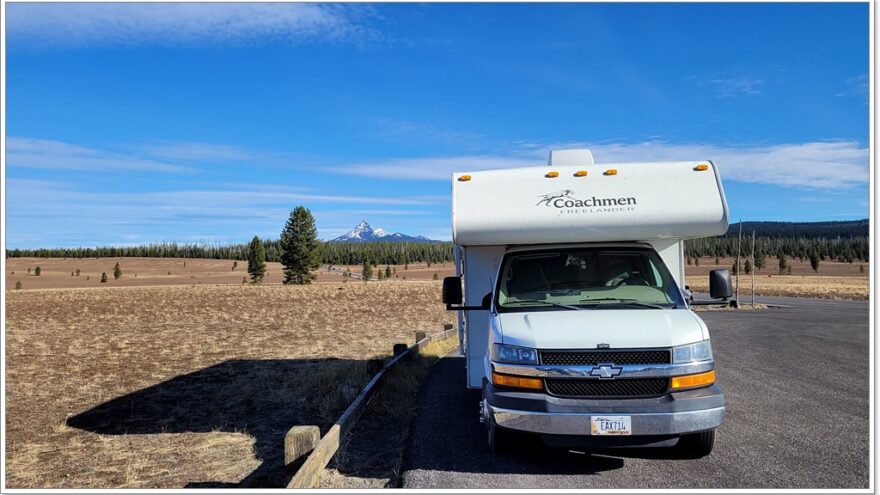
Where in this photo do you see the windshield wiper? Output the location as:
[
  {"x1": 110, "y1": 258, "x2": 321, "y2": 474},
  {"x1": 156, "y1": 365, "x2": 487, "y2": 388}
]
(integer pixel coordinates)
[
  {"x1": 578, "y1": 298, "x2": 666, "y2": 309},
  {"x1": 505, "y1": 299, "x2": 586, "y2": 311}
]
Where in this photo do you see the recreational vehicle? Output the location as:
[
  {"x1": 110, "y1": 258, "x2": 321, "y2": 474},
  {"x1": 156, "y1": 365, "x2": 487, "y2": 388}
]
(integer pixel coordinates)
[{"x1": 443, "y1": 149, "x2": 730, "y2": 456}]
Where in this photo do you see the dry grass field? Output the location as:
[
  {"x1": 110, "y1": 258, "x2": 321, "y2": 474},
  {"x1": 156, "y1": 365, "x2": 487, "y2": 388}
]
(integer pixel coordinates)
[
  {"x1": 5, "y1": 281, "x2": 452, "y2": 488},
  {"x1": 2, "y1": 254, "x2": 868, "y2": 488},
  {"x1": 5, "y1": 257, "x2": 456, "y2": 290},
  {"x1": 685, "y1": 256, "x2": 869, "y2": 300}
]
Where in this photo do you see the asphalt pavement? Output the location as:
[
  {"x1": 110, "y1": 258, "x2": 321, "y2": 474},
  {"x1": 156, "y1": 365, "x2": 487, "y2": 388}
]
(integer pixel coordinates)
[{"x1": 401, "y1": 296, "x2": 870, "y2": 489}]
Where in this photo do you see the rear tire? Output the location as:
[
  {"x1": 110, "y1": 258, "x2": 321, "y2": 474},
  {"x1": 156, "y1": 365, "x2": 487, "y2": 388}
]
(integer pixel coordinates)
[{"x1": 676, "y1": 429, "x2": 715, "y2": 458}]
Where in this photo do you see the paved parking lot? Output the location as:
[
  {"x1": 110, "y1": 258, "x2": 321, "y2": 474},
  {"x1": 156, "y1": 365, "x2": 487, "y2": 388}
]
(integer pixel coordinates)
[{"x1": 402, "y1": 297, "x2": 870, "y2": 489}]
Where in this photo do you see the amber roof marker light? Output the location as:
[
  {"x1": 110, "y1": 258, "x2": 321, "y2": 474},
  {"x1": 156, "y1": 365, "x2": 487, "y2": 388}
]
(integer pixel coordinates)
[
  {"x1": 458, "y1": 175, "x2": 472, "y2": 182},
  {"x1": 574, "y1": 170, "x2": 588, "y2": 177},
  {"x1": 545, "y1": 171, "x2": 559, "y2": 178},
  {"x1": 603, "y1": 169, "x2": 618, "y2": 176},
  {"x1": 694, "y1": 164, "x2": 710, "y2": 172}
]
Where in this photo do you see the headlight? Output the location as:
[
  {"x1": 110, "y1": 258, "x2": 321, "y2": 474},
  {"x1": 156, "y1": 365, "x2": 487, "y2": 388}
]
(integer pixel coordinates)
[
  {"x1": 672, "y1": 340, "x2": 713, "y2": 364},
  {"x1": 491, "y1": 344, "x2": 538, "y2": 364}
]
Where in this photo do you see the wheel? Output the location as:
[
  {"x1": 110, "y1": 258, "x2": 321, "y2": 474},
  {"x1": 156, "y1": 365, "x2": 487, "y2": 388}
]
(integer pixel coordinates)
[
  {"x1": 487, "y1": 416, "x2": 514, "y2": 454},
  {"x1": 676, "y1": 429, "x2": 715, "y2": 458},
  {"x1": 483, "y1": 384, "x2": 515, "y2": 454}
]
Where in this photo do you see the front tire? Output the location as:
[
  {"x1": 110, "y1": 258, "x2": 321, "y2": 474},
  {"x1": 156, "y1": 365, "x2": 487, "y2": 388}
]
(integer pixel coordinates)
[
  {"x1": 487, "y1": 416, "x2": 514, "y2": 454},
  {"x1": 676, "y1": 429, "x2": 715, "y2": 458}
]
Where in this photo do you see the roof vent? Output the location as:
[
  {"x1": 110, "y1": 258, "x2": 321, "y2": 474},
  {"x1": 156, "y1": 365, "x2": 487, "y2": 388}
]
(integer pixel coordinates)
[{"x1": 547, "y1": 149, "x2": 594, "y2": 167}]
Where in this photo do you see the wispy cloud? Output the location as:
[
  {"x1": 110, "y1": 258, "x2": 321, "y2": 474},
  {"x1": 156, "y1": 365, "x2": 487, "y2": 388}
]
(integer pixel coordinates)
[
  {"x1": 362, "y1": 118, "x2": 487, "y2": 149},
  {"x1": 136, "y1": 141, "x2": 259, "y2": 163},
  {"x1": 835, "y1": 74, "x2": 868, "y2": 99},
  {"x1": 335, "y1": 140, "x2": 868, "y2": 190},
  {"x1": 685, "y1": 74, "x2": 764, "y2": 98},
  {"x1": 7, "y1": 137, "x2": 193, "y2": 173},
  {"x1": 6, "y1": 180, "x2": 447, "y2": 247},
  {"x1": 6, "y1": 3, "x2": 379, "y2": 49},
  {"x1": 338, "y1": 155, "x2": 536, "y2": 181}
]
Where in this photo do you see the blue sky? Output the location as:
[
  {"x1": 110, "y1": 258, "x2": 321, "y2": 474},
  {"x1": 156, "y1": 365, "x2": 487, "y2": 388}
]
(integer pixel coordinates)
[{"x1": 4, "y1": 2, "x2": 870, "y2": 248}]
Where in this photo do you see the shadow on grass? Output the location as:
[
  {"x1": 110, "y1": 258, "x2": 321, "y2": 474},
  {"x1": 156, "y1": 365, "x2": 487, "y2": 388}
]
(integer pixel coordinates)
[{"x1": 67, "y1": 358, "x2": 382, "y2": 488}]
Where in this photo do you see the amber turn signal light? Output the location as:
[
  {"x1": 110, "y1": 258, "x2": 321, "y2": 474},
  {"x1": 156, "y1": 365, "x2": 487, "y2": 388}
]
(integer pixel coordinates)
[
  {"x1": 670, "y1": 370, "x2": 716, "y2": 390},
  {"x1": 492, "y1": 372, "x2": 543, "y2": 390}
]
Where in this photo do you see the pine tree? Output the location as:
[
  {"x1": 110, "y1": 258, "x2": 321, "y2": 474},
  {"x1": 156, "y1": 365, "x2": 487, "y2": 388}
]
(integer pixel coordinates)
[
  {"x1": 232, "y1": 261, "x2": 238, "y2": 271},
  {"x1": 715, "y1": 256, "x2": 720, "y2": 265},
  {"x1": 778, "y1": 254, "x2": 788, "y2": 275},
  {"x1": 113, "y1": 262, "x2": 122, "y2": 280},
  {"x1": 75, "y1": 268, "x2": 80, "y2": 276},
  {"x1": 754, "y1": 247, "x2": 766, "y2": 271},
  {"x1": 694, "y1": 257, "x2": 700, "y2": 266},
  {"x1": 34, "y1": 266, "x2": 41, "y2": 276},
  {"x1": 362, "y1": 260, "x2": 372, "y2": 281},
  {"x1": 377, "y1": 269, "x2": 386, "y2": 281},
  {"x1": 810, "y1": 251, "x2": 820, "y2": 273},
  {"x1": 280, "y1": 206, "x2": 321, "y2": 284},
  {"x1": 100, "y1": 272, "x2": 108, "y2": 283},
  {"x1": 15, "y1": 281, "x2": 21, "y2": 290},
  {"x1": 247, "y1": 236, "x2": 267, "y2": 283},
  {"x1": 744, "y1": 258, "x2": 752, "y2": 274}
]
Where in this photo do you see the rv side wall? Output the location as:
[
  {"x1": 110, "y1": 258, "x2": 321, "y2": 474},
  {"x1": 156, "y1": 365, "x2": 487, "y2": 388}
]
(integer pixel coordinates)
[
  {"x1": 650, "y1": 239, "x2": 686, "y2": 288},
  {"x1": 460, "y1": 245, "x2": 505, "y2": 389}
]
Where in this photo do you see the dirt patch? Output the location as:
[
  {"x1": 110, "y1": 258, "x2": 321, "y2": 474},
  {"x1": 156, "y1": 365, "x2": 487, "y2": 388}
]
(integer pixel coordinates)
[
  {"x1": 5, "y1": 282, "x2": 452, "y2": 488},
  {"x1": 692, "y1": 303, "x2": 769, "y2": 311}
]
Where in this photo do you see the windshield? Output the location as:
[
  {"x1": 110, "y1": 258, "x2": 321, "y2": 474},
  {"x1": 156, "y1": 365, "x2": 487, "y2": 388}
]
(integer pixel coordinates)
[{"x1": 496, "y1": 247, "x2": 686, "y2": 311}]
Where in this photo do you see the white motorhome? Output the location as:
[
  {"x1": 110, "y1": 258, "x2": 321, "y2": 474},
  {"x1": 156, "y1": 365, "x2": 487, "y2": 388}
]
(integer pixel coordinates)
[{"x1": 442, "y1": 149, "x2": 730, "y2": 456}]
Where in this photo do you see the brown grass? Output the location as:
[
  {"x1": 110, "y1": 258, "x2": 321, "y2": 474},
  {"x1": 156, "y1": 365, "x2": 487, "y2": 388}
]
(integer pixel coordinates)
[
  {"x1": 5, "y1": 257, "x2": 456, "y2": 290},
  {"x1": 685, "y1": 257, "x2": 869, "y2": 300},
  {"x1": 5, "y1": 282, "x2": 452, "y2": 488},
  {"x1": 320, "y1": 336, "x2": 459, "y2": 489}
]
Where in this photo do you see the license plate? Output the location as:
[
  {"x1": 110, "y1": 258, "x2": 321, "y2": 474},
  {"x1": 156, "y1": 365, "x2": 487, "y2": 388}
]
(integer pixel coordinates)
[{"x1": 591, "y1": 416, "x2": 632, "y2": 436}]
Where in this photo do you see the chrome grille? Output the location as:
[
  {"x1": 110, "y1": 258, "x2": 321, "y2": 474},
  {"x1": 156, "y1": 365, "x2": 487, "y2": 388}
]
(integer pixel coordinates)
[
  {"x1": 545, "y1": 378, "x2": 669, "y2": 398},
  {"x1": 540, "y1": 349, "x2": 671, "y2": 366}
]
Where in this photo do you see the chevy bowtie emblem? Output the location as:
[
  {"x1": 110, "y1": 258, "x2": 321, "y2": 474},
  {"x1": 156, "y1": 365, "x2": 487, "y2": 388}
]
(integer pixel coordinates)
[{"x1": 589, "y1": 363, "x2": 622, "y2": 379}]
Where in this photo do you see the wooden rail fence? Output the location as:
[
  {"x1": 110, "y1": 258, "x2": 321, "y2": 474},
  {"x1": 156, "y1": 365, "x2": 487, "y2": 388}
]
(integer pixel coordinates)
[{"x1": 286, "y1": 324, "x2": 456, "y2": 489}]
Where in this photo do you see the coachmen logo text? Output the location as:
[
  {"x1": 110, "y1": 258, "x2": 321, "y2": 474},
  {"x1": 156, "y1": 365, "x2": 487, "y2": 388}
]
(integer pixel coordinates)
[{"x1": 536, "y1": 190, "x2": 637, "y2": 214}]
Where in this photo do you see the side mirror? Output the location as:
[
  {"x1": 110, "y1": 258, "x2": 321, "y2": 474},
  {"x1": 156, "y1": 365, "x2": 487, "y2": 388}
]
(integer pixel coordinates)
[
  {"x1": 442, "y1": 276, "x2": 463, "y2": 305},
  {"x1": 443, "y1": 277, "x2": 492, "y2": 311},
  {"x1": 709, "y1": 269, "x2": 733, "y2": 300}
]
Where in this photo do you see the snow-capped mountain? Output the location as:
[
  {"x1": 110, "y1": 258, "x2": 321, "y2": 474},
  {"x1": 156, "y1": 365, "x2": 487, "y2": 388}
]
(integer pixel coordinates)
[{"x1": 330, "y1": 221, "x2": 437, "y2": 243}]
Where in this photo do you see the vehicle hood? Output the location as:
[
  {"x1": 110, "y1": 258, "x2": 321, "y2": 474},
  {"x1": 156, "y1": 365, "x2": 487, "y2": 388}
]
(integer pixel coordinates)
[{"x1": 495, "y1": 309, "x2": 708, "y2": 349}]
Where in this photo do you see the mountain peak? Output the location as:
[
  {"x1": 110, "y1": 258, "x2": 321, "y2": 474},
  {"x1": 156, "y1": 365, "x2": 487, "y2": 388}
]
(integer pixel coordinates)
[{"x1": 330, "y1": 222, "x2": 437, "y2": 243}]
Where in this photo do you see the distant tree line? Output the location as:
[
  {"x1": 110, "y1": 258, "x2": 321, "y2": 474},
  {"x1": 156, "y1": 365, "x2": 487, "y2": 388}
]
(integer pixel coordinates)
[
  {"x1": 683, "y1": 219, "x2": 869, "y2": 264},
  {"x1": 6, "y1": 239, "x2": 455, "y2": 265},
  {"x1": 6, "y1": 219, "x2": 868, "y2": 265}
]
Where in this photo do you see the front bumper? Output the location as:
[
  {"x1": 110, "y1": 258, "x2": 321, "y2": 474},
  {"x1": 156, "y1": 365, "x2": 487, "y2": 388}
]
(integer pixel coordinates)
[{"x1": 485, "y1": 383, "x2": 725, "y2": 437}]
